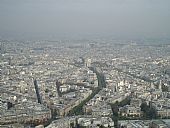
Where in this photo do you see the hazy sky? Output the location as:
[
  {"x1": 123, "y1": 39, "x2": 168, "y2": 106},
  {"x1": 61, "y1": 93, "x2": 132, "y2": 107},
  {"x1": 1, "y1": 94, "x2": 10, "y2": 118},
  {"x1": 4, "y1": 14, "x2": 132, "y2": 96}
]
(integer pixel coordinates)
[{"x1": 0, "y1": 0, "x2": 170, "y2": 40}]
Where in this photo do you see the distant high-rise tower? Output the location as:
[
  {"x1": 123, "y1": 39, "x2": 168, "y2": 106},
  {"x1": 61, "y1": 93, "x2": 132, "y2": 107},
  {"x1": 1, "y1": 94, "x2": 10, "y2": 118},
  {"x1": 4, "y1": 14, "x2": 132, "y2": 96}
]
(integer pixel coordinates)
[
  {"x1": 0, "y1": 42, "x2": 5, "y2": 54},
  {"x1": 159, "y1": 80, "x2": 162, "y2": 91},
  {"x1": 34, "y1": 79, "x2": 42, "y2": 104},
  {"x1": 56, "y1": 80, "x2": 61, "y2": 97}
]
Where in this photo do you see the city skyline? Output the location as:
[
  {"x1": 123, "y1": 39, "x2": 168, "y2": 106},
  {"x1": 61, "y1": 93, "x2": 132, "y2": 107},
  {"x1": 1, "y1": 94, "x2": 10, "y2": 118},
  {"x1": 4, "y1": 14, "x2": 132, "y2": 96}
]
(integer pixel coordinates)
[{"x1": 1, "y1": 1, "x2": 170, "y2": 128}]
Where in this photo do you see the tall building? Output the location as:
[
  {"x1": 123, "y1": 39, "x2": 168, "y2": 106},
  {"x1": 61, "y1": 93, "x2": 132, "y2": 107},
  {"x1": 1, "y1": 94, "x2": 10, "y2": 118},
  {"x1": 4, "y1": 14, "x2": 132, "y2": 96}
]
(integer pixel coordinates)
[
  {"x1": 150, "y1": 82, "x2": 155, "y2": 89},
  {"x1": 34, "y1": 79, "x2": 42, "y2": 104},
  {"x1": 85, "y1": 58, "x2": 91, "y2": 67},
  {"x1": 0, "y1": 42, "x2": 5, "y2": 54},
  {"x1": 159, "y1": 80, "x2": 162, "y2": 91},
  {"x1": 56, "y1": 80, "x2": 61, "y2": 97}
]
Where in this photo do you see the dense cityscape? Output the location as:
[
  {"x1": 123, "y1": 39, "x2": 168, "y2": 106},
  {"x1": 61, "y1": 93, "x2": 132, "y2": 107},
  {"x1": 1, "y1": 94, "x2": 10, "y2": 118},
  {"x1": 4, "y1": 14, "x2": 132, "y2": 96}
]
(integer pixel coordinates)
[{"x1": 0, "y1": 39, "x2": 170, "y2": 128}]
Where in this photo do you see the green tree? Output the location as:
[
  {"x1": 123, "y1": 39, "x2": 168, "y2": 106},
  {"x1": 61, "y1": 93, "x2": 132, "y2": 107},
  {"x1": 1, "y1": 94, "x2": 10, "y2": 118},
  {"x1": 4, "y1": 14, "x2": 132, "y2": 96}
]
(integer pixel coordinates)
[
  {"x1": 140, "y1": 102, "x2": 148, "y2": 112},
  {"x1": 148, "y1": 107, "x2": 157, "y2": 119},
  {"x1": 140, "y1": 102, "x2": 157, "y2": 119}
]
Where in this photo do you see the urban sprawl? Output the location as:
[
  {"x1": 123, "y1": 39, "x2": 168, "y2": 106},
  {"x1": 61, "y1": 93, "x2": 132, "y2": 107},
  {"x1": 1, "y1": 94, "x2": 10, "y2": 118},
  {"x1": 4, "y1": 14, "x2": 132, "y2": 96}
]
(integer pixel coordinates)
[{"x1": 0, "y1": 39, "x2": 170, "y2": 128}]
